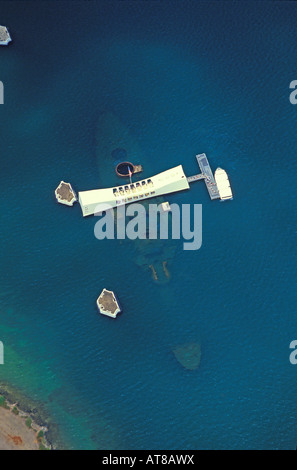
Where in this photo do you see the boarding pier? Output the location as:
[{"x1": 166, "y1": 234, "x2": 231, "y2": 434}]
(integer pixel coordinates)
[
  {"x1": 196, "y1": 153, "x2": 220, "y2": 200},
  {"x1": 187, "y1": 153, "x2": 220, "y2": 200},
  {"x1": 186, "y1": 174, "x2": 206, "y2": 183}
]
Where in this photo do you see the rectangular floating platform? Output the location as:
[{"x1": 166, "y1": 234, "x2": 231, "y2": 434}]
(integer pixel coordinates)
[
  {"x1": 133, "y1": 165, "x2": 143, "y2": 174},
  {"x1": 196, "y1": 153, "x2": 220, "y2": 200},
  {"x1": 161, "y1": 201, "x2": 171, "y2": 212}
]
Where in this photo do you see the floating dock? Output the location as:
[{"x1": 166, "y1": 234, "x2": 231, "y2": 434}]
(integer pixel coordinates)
[
  {"x1": 97, "y1": 289, "x2": 121, "y2": 318},
  {"x1": 187, "y1": 154, "x2": 233, "y2": 200},
  {"x1": 196, "y1": 154, "x2": 220, "y2": 200},
  {"x1": 0, "y1": 26, "x2": 11, "y2": 46},
  {"x1": 186, "y1": 153, "x2": 220, "y2": 199},
  {"x1": 161, "y1": 201, "x2": 171, "y2": 212}
]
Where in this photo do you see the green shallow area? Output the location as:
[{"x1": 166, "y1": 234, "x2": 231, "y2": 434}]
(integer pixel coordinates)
[{"x1": 0, "y1": 318, "x2": 119, "y2": 450}]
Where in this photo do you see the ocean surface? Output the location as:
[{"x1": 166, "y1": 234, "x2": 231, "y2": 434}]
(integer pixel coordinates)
[{"x1": 0, "y1": 0, "x2": 297, "y2": 450}]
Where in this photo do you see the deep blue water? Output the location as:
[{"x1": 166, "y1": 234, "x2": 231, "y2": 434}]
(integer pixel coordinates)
[{"x1": 0, "y1": 0, "x2": 297, "y2": 449}]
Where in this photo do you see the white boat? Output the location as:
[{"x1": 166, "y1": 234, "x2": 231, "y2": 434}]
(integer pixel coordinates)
[{"x1": 214, "y1": 168, "x2": 233, "y2": 201}]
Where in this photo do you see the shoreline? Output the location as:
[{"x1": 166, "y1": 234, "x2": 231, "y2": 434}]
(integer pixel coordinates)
[{"x1": 0, "y1": 384, "x2": 55, "y2": 450}]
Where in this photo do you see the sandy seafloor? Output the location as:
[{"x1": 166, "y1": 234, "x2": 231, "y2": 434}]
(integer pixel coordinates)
[{"x1": 0, "y1": 0, "x2": 297, "y2": 450}]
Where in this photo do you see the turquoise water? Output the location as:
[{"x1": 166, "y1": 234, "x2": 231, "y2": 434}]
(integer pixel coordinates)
[{"x1": 0, "y1": 0, "x2": 297, "y2": 449}]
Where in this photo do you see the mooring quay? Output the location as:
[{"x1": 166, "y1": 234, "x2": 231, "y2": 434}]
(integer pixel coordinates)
[
  {"x1": 187, "y1": 153, "x2": 220, "y2": 200},
  {"x1": 77, "y1": 153, "x2": 232, "y2": 216}
]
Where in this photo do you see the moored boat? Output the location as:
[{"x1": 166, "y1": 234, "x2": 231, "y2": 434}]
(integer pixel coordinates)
[{"x1": 214, "y1": 167, "x2": 233, "y2": 201}]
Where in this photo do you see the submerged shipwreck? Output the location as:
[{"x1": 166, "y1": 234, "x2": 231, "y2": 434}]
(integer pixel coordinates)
[
  {"x1": 54, "y1": 111, "x2": 234, "y2": 328},
  {"x1": 93, "y1": 112, "x2": 179, "y2": 285},
  {"x1": 55, "y1": 112, "x2": 233, "y2": 284},
  {"x1": 173, "y1": 343, "x2": 201, "y2": 370}
]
